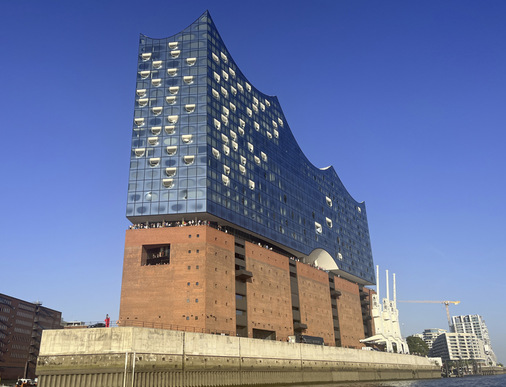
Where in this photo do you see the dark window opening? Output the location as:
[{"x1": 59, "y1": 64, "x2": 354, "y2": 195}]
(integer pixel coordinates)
[
  {"x1": 143, "y1": 244, "x2": 170, "y2": 266},
  {"x1": 253, "y1": 328, "x2": 276, "y2": 340}
]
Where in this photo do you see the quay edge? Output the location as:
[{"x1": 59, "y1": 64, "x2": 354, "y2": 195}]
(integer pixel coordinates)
[{"x1": 36, "y1": 327, "x2": 440, "y2": 386}]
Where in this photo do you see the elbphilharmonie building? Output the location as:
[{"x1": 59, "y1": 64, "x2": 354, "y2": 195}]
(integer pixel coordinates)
[{"x1": 120, "y1": 11, "x2": 376, "y2": 347}]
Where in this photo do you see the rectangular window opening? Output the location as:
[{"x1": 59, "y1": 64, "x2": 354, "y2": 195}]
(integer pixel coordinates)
[{"x1": 142, "y1": 244, "x2": 171, "y2": 266}]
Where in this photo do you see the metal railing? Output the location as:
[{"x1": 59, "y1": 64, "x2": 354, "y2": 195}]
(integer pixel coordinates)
[{"x1": 118, "y1": 319, "x2": 235, "y2": 336}]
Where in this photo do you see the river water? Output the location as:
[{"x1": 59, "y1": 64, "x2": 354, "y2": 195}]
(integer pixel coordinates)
[{"x1": 277, "y1": 374, "x2": 506, "y2": 387}]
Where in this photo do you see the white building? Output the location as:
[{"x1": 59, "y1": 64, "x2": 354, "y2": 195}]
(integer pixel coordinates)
[
  {"x1": 423, "y1": 328, "x2": 447, "y2": 349},
  {"x1": 452, "y1": 315, "x2": 497, "y2": 366},
  {"x1": 360, "y1": 267, "x2": 409, "y2": 354},
  {"x1": 429, "y1": 332, "x2": 486, "y2": 363}
]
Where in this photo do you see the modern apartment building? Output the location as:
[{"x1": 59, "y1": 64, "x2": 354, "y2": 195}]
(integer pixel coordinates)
[
  {"x1": 452, "y1": 315, "x2": 497, "y2": 366},
  {"x1": 422, "y1": 328, "x2": 447, "y2": 349},
  {"x1": 119, "y1": 11, "x2": 376, "y2": 348},
  {"x1": 429, "y1": 332, "x2": 486, "y2": 363},
  {"x1": 0, "y1": 294, "x2": 61, "y2": 380}
]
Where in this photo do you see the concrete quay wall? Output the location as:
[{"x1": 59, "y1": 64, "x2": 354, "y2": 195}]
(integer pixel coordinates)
[{"x1": 36, "y1": 327, "x2": 440, "y2": 387}]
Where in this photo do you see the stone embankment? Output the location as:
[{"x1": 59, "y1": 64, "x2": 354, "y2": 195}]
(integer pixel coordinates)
[
  {"x1": 481, "y1": 367, "x2": 506, "y2": 376},
  {"x1": 36, "y1": 327, "x2": 440, "y2": 387}
]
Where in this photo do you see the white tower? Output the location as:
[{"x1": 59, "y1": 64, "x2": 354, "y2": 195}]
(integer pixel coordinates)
[{"x1": 362, "y1": 266, "x2": 409, "y2": 353}]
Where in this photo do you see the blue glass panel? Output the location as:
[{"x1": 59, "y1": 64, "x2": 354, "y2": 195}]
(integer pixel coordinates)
[{"x1": 126, "y1": 12, "x2": 375, "y2": 284}]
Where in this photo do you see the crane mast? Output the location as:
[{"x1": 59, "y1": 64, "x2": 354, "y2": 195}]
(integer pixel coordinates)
[{"x1": 398, "y1": 300, "x2": 461, "y2": 331}]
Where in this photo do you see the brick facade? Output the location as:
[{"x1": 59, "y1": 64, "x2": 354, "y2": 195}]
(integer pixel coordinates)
[
  {"x1": 119, "y1": 226, "x2": 372, "y2": 346},
  {"x1": 245, "y1": 242, "x2": 293, "y2": 341},
  {"x1": 333, "y1": 276, "x2": 366, "y2": 348},
  {"x1": 296, "y1": 262, "x2": 335, "y2": 346},
  {"x1": 120, "y1": 226, "x2": 235, "y2": 334}
]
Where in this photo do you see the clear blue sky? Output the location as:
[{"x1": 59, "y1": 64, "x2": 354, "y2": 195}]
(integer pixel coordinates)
[{"x1": 1, "y1": 0, "x2": 505, "y2": 362}]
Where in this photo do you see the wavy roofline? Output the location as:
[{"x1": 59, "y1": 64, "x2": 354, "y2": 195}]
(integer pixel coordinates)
[
  {"x1": 206, "y1": 13, "x2": 366, "y2": 207},
  {"x1": 139, "y1": 10, "x2": 210, "y2": 41},
  {"x1": 139, "y1": 10, "x2": 365, "y2": 207}
]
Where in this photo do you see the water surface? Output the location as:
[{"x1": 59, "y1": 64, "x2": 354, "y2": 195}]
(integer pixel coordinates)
[{"x1": 278, "y1": 374, "x2": 506, "y2": 387}]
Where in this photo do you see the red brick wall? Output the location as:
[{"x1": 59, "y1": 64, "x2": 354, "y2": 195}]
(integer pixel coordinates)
[
  {"x1": 119, "y1": 226, "x2": 235, "y2": 334},
  {"x1": 296, "y1": 262, "x2": 335, "y2": 346},
  {"x1": 333, "y1": 276, "x2": 365, "y2": 348},
  {"x1": 362, "y1": 287, "x2": 376, "y2": 337},
  {"x1": 245, "y1": 242, "x2": 293, "y2": 341},
  {"x1": 204, "y1": 229, "x2": 236, "y2": 334},
  {"x1": 119, "y1": 226, "x2": 373, "y2": 347}
]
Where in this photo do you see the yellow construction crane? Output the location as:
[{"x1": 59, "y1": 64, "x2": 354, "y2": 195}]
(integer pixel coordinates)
[{"x1": 398, "y1": 300, "x2": 460, "y2": 331}]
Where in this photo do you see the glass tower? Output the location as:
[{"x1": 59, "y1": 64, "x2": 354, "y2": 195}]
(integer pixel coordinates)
[{"x1": 126, "y1": 12, "x2": 375, "y2": 284}]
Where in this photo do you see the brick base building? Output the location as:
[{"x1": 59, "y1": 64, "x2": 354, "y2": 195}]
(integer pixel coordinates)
[{"x1": 119, "y1": 224, "x2": 374, "y2": 348}]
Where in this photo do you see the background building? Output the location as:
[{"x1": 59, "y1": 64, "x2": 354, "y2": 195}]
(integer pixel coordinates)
[
  {"x1": 452, "y1": 314, "x2": 497, "y2": 366},
  {"x1": 429, "y1": 332, "x2": 486, "y2": 364},
  {"x1": 422, "y1": 328, "x2": 447, "y2": 350},
  {"x1": 360, "y1": 269, "x2": 409, "y2": 353},
  {"x1": 120, "y1": 11, "x2": 376, "y2": 348},
  {"x1": 0, "y1": 294, "x2": 61, "y2": 381}
]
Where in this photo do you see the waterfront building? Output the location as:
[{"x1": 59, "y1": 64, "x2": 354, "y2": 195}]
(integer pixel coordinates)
[
  {"x1": 452, "y1": 314, "x2": 497, "y2": 366},
  {"x1": 429, "y1": 332, "x2": 486, "y2": 364},
  {"x1": 422, "y1": 328, "x2": 447, "y2": 349},
  {"x1": 119, "y1": 11, "x2": 376, "y2": 348},
  {"x1": 360, "y1": 269, "x2": 409, "y2": 353},
  {"x1": 0, "y1": 294, "x2": 61, "y2": 380}
]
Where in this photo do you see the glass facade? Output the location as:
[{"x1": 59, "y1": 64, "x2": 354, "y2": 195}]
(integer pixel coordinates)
[{"x1": 126, "y1": 12, "x2": 375, "y2": 284}]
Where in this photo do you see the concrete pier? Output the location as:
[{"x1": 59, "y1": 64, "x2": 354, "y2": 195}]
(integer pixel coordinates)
[{"x1": 36, "y1": 327, "x2": 440, "y2": 386}]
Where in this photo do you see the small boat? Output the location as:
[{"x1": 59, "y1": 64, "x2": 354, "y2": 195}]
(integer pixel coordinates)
[{"x1": 15, "y1": 379, "x2": 37, "y2": 387}]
